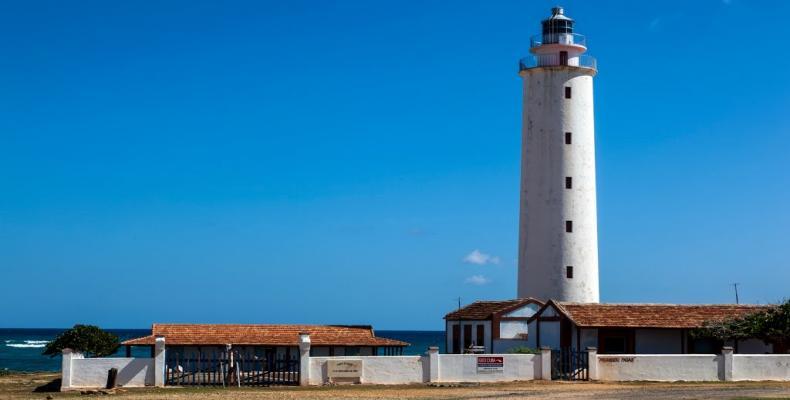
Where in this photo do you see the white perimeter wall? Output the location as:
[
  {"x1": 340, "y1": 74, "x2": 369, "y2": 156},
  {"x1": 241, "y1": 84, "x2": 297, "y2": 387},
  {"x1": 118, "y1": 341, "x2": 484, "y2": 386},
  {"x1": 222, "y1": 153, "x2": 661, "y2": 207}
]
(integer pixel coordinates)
[
  {"x1": 309, "y1": 356, "x2": 427, "y2": 385},
  {"x1": 597, "y1": 355, "x2": 721, "y2": 381},
  {"x1": 308, "y1": 354, "x2": 542, "y2": 385},
  {"x1": 69, "y1": 358, "x2": 155, "y2": 388},
  {"x1": 437, "y1": 354, "x2": 540, "y2": 382},
  {"x1": 732, "y1": 355, "x2": 790, "y2": 381}
]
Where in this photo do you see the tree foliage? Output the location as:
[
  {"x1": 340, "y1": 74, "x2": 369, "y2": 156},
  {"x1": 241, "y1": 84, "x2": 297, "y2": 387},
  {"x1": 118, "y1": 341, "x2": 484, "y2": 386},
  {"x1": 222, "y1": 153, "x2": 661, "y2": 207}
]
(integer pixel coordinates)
[
  {"x1": 692, "y1": 299, "x2": 790, "y2": 351},
  {"x1": 42, "y1": 324, "x2": 120, "y2": 358}
]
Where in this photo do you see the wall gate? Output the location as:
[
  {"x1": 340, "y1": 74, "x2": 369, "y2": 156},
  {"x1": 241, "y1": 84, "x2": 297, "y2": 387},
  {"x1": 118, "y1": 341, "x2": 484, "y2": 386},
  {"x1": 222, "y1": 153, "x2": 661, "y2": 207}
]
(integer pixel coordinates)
[
  {"x1": 551, "y1": 348, "x2": 589, "y2": 381},
  {"x1": 165, "y1": 350, "x2": 300, "y2": 386}
]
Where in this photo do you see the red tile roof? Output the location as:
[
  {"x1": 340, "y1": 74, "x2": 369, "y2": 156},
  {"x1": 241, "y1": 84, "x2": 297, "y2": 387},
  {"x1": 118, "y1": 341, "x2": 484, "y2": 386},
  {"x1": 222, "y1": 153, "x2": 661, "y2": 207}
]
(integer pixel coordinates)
[
  {"x1": 550, "y1": 301, "x2": 772, "y2": 329},
  {"x1": 445, "y1": 298, "x2": 543, "y2": 320},
  {"x1": 122, "y1": 324, "x2": 408, "y2": 347}
]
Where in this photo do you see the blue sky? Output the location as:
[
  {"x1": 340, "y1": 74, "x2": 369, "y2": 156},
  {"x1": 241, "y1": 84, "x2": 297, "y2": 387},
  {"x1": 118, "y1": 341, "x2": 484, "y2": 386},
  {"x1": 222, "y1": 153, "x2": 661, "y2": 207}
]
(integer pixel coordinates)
[{"x1": 1, "y1": 0, "x2": 789, "y2": 330}]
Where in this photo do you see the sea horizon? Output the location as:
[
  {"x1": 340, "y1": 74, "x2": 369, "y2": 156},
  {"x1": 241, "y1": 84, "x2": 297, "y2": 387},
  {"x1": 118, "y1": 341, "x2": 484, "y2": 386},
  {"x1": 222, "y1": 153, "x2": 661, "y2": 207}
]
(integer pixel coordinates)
[{"x1": 0, "y1": 328, "x2": 446, "y2": 372}]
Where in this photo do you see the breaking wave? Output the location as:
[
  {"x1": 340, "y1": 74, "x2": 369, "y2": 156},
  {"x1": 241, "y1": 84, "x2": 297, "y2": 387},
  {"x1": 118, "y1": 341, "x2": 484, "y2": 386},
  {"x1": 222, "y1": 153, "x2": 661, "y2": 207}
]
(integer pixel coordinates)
[
  {"x1": 6, "y1": 343, "x2": 46, "y2": 348},
  {"x1": 4, "y1": 340, "x2": 50, "y2": 348}
]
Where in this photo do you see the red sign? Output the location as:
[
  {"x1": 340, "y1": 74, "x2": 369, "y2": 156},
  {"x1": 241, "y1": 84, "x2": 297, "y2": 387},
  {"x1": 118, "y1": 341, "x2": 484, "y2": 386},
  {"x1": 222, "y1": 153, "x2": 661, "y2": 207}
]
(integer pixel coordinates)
[{"x1": 477, "y1": 356, "x2": 504, "y2": 373}]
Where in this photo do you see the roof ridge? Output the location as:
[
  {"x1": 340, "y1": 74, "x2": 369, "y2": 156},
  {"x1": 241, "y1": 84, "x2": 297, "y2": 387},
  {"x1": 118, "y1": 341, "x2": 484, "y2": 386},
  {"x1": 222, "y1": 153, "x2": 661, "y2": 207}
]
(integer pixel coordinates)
[{"x1": 559, "y1": 302, "x2": 770, "y2": 307}]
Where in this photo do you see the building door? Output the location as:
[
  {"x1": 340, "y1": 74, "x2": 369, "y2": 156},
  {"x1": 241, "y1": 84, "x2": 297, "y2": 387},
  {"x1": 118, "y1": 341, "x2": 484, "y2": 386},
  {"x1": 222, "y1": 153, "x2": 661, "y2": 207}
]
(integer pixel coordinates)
[
  {"x1": 452, "y1": 325, "x2": 460, "y2": 354},
  {"x1": 559, "y1": 51, "x2": 568, "y2": 66},
  {"x1": 476, "y1": 325, "x2": 485, "y2": 348},
  {"x1": 463, "y1": 324, "x2": 473, "y2": 351},
  {"x1": 560, "y1": 319, "x2": 573, "y2": 349}
]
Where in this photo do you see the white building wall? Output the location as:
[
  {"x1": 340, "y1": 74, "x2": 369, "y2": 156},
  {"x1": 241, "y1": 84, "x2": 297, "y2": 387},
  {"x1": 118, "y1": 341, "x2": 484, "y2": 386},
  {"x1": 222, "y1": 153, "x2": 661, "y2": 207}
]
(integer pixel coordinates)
[
  {"x1": 499, "y1": 321, "x2": 529, "y2": 339},
  {"x1": 732, "y1": 355, "x2": 790, "y2": 381},
  {"x1": 538, "y1": 321, "x2": 561, "y2": 349},
  {"x1": 517, "y1": 66, "x2": 599, "y2": 303},
  {"x1": 503, "y1": 303, "x2": 541, "y2": 318},
  {"x1": 635, "y1": 329, "x2": 683, "y2": 354},
  {"x1": 580, "y1": 328, "x2": 597, "y2": 350},
  {"x1": 597, "y1": 355, "x2": 721, "y2": 381}
]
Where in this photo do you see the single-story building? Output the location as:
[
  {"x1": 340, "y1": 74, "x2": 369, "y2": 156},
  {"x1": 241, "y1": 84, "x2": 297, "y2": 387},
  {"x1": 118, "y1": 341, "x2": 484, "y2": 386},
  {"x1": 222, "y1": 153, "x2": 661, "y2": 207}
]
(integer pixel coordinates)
[
  {"x1": 528, "y1": 300, "x2": 777, "y2": 354},
  {"x1": 123, "y1": 324, "x2": 409, "y2": 359},
  {"x1": 444, "y1": 298, "x2": 544, "y2": 354}
]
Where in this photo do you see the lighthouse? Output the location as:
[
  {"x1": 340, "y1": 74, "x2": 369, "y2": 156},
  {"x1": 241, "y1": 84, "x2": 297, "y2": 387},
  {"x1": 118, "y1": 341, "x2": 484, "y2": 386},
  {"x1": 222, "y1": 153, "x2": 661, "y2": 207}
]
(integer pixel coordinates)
[{"x1": 517, "y1": 7, "x2": 599, "y2": 303}]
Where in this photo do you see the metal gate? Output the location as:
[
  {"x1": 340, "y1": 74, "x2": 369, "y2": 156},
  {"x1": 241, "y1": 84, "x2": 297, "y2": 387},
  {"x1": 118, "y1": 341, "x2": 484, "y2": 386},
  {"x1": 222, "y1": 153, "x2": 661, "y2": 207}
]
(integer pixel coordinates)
[
  {"x1": 166, "y1": 350, "x2": 300, "y2": 386},
  {"x1": 551, "y1": 348, "x2": 588, "y2": 381}
]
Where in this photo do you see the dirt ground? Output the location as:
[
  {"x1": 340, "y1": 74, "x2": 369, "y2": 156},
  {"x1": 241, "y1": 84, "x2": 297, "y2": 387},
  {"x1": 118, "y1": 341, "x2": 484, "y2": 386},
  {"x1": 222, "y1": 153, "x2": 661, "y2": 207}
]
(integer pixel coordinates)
[{"x1": 2, "y1": 373, "x2": 790, "y2": 400}]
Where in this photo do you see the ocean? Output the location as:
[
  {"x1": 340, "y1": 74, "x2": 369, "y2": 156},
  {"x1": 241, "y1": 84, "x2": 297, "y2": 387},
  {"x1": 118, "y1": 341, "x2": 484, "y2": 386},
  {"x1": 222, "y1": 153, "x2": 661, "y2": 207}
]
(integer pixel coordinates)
[{"x1": 0, "y1": 328, "x2": 445, "y2": 372}]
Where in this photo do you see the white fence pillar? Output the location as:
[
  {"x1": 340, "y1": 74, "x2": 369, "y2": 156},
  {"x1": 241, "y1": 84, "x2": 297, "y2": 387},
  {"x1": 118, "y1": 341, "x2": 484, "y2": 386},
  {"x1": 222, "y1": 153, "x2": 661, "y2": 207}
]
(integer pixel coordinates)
[
  {"x1": 721, "y1": 346, "x2": 734, "y2": 382},
  {"x1": 587, "y1": 347, "x2": 598, "y2": 381},
  {"x1": 154, "y1": 336, "x2": 166, "y2": 387},
  {"x1": 426, "y1": 346, "x2": 439, "y2": 382},
  {"x1": 540, "y1": 347, "x2": 552, "y2": 381},
  {"x1": 61, "y1": 348, "x2": 74, "y2": 391},
  {"x1": 298, "y1": 333, "x2": 311, "y2": 386},
  {"x1": 60, "y1": 348, "x2": 84, "y2": 391}
]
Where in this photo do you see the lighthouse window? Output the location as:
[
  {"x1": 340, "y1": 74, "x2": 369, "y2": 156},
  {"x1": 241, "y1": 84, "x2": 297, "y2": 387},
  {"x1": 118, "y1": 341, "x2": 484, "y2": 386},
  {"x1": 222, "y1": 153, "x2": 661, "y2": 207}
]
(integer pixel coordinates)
[
  {"x1": 566, "y1": 266, "x2": 573, "y2": 279},
  {"x1": 565, "y1": 86, "x2": 572, "y2": 99},
  {"x1": 566, "y1": 220, "x2": 573, "y2": 232},
  {"x1": 565, "y1": 177, "x2": 572, "y2": 189},
  {"x1": 565, "y1": 132, "x2": 572, "y2": 144}
]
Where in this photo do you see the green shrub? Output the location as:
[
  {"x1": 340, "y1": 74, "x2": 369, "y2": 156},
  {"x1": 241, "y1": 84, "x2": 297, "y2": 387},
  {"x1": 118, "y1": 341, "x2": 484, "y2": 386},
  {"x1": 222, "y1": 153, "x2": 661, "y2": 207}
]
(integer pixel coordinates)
[
  {"x1": 42, "y1": 324, "x2": 120, "y2": 358},
  {"x1": 692, "y1": 299, "x2": 790, "y2": 352},
  {"x1": 507, "y1": 346, "x2": 540, "y2": 354}
]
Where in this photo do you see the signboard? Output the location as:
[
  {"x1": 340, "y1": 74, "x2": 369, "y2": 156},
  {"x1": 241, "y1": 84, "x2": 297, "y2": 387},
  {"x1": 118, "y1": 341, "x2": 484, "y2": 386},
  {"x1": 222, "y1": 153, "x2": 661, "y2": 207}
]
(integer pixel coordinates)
[
  {"x1": 327, "y1": 359, "x2": 362, "y2": 379},
  {"x1": 476, "y1": 356, "x2": 504, "y2": 373}
]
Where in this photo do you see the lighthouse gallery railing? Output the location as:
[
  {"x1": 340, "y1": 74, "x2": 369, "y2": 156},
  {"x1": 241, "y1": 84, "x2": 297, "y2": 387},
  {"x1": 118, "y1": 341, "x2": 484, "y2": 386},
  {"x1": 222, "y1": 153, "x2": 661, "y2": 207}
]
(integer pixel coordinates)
[{"x1": 519, "y1": 54, "x2": 597, "y2": 72}]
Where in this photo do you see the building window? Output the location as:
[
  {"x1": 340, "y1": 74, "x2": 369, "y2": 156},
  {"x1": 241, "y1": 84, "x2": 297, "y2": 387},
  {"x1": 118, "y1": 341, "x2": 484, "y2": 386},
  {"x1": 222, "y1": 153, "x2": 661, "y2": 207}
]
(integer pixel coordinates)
[
  {"x1": 476, "y1": 325, "x2": 484, "y2": 347},
  {"x1": 565, "y1": 132, "x2": 572, "y2": 144},
  {"x1": 566, "y1": 220, "x2": 573, "y2": 232},
  {"x1": 566, "y1": 266, "x2": 573, "y2": 278},
  {"x1": 565, "y1": 86, "x2": 572, "y2": 99},
  {"x1": 345, "y1": 346, "x2": 360, "y2": 356},
  {"x1": 565, "y1": 177, "x2": 572, "y2": 189}
]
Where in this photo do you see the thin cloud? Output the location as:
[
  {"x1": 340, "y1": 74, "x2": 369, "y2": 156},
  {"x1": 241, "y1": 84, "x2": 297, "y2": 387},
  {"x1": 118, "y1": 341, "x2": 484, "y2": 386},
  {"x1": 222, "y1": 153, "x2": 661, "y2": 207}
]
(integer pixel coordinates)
[
  {"x1": 463, "y1": 249, "x2": 500, "y2": 265},
  {"x1": 465, "y1": 275, "x2": 490, "y2": 285},
  {"x1": 648, "y1": 17, "x2": 661, "y2": 31}
]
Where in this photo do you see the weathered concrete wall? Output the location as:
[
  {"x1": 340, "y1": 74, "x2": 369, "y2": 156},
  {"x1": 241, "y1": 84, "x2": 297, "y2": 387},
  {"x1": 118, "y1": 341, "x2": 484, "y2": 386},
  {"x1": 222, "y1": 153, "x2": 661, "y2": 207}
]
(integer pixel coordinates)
[
  {"x1": 597, "y1": 355, "x2": 721, "y2": 381},
  {"x1": 309, "y1": 356, "x2": 426, "y2": 385},
  {"x1": 69, "y1": 358, "x2": 155, "y2": 388},
  {"x1": 732, "y1": 355, "x2": 790, "y2": 381},
  {"x1": 437, "y1": 354, "x2": 540, "y2": 382}
]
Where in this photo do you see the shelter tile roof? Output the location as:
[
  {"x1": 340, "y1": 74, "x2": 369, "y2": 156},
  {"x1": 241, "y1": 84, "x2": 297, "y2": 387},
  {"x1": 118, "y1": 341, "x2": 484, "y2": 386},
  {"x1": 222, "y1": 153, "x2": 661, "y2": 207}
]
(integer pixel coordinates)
[
  {"x1": 551, "y1": 301, "x2": 772, "y2": 329},
  {"x1": 444, "y1": 298, "x2": 543, "y2": 320},
  {"x1": 122, "y1": 324, "x2": 408, "y2": 347}
]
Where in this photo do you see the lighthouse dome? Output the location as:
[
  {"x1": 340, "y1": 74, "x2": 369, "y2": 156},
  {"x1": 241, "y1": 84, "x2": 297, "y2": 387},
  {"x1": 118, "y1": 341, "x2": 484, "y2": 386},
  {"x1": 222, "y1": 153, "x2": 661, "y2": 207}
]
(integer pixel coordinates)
[{"x1": 541, "y1": 6, "x2": 574, "y2": 35}]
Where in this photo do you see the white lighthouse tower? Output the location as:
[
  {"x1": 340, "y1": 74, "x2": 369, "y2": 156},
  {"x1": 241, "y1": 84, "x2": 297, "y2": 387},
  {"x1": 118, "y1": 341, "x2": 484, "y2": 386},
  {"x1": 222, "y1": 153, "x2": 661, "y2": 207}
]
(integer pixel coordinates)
[{"x1": 517, "y1": 7, "x2": 599, "y2": 303}]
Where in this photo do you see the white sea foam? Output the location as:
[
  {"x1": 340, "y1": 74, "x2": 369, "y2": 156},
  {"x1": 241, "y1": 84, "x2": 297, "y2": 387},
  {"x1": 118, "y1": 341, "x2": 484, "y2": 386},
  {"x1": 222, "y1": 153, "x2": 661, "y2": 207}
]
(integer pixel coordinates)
[
  {"x1": 24, "y1": 340, "x2": 50, "y2": 344},
  {"x1": 7, "y1": 343, "x2": 46, "y2": 348}
]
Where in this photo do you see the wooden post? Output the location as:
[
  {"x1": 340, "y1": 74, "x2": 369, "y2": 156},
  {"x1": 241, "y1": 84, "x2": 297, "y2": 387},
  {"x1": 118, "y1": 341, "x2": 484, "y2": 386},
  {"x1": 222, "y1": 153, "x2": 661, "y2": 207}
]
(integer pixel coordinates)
[{"x1": 106, "y1": 368, "x2": 118, "y2": 389}]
